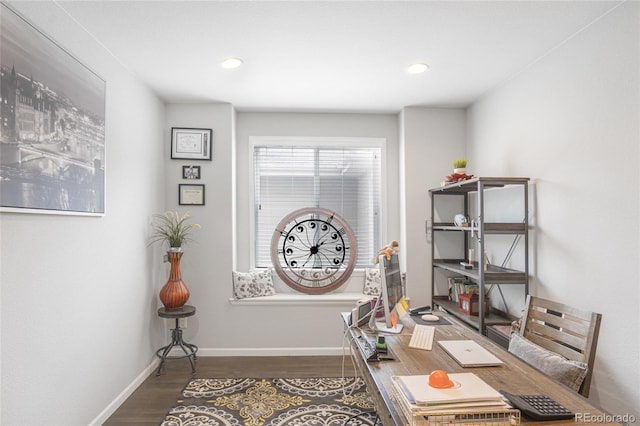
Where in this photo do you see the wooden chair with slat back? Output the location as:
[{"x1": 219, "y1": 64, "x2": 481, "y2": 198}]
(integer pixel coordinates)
[{"x1": 519, "y1": 295, "x2": 602, "y2": 397}]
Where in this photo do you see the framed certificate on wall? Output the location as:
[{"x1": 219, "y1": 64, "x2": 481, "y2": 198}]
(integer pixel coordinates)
[
  {"x1": 171, "y1": 127, "x2": 213, "y2": 160},
  {"x1": 179, "y1": 184, "x2": 205, "y2": 206}
]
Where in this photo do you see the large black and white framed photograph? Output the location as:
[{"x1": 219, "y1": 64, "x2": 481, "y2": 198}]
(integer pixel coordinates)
[
  {"x1": 179, "y1": 184, "x2": 205, "y2": 206},
  {"x1": 0, "y1": 4, "x2": 106, "y2": 216},
  {"x1": 171, "y1": 127, "x2": 213, "y2": 160}
]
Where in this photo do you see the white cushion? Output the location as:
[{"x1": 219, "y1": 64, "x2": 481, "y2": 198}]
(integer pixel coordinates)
[
  {"x1": 232, "y1": 269, "x2": 276, "y2": 299},
  {"x1": 363, "y1": 267, "x2": 381, "y2": 296},
  {"x1": 508, "y1": 333, "x2": 588, "y2": 392}
]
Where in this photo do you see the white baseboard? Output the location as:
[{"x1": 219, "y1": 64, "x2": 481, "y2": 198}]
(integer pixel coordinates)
[
  {"x1": 89, "y1": 357, "x2": 160, "y2": 426},
  {"x1": 197, "y1": 346, "x2": 348, "y2": 357}
]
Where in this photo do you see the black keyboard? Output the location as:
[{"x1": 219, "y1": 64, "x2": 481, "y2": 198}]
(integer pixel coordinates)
[{"x1": 500, "y1": 391, "x2": 574, "y2": 421}]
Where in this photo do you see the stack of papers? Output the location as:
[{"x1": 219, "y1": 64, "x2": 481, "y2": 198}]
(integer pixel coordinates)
[{"x1": 392, "y1": 373, "x2": 511, "y2": 412}]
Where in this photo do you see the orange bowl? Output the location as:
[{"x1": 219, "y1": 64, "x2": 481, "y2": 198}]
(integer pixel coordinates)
[{"x1": 428, "y1": 370, "x2": 455, "y2": 388}]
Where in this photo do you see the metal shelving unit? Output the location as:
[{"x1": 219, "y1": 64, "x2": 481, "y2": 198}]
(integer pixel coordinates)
[{"x1": 429, "y1": 177, "x2": 530, "y2": 333}]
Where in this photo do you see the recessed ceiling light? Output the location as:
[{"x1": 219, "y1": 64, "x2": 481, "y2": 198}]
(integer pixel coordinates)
[
  {"x1": 221, "y1": 57, "x2": 243, "y2": 69},
  {"x1": 407, "y1": 62, "x2": 429, "y2": 74}
]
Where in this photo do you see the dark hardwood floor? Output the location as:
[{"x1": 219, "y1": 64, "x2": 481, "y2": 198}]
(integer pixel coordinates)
[{"x1": 104, "y1": 356, "x2": 359, "y2": 425}]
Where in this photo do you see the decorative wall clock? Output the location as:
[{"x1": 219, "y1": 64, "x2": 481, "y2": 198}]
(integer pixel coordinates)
[{"x1": 270, "y1": 207, "x2": 357, "y2": 294}]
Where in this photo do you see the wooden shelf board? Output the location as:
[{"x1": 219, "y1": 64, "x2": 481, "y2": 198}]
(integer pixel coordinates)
[
  {"x1": 433, "y1": 297, "x2": 513, "y2": 331},
  {"x1": 429, "y1": 177, "x2": 530, "y2": 194},
  {"x1": 433, "y1": 223, "x2": 526, "y2": 234},
  {"x1": 433, "y1": 260, "x2": 527, "y2": 283}
]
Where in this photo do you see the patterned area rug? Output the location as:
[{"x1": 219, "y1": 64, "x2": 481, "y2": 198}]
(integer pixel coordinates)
[{"x1": 160, "y1": 377, "x2": 380, "y2": 426}]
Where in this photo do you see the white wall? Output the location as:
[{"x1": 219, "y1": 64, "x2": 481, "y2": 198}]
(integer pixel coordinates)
[
  {"x1": 467, "y1": 2, "x2": 639, "y2": 418},
  {"x1": 162, "y1": 103, "x2": 237, "y2": 352},
  {"x1": 400, "y1": 107, "x2": 466, "y2": 309},
  {"x1": 212, "y1": 112, "x2": 401, "y2": 351},
  {"x1": 162, "y1": 109, "x2": 470, "y2": 355},
  {"x1": 0, "y1": 2, "x2": 166, "y2": 425},
  {"x1": 163, "y1": 108, "x2": 386, "y2": 354}
]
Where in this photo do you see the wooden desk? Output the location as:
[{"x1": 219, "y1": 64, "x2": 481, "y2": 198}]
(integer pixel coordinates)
[{"x1": 342, "y1": 312, "x2": 616, "y2": 425}]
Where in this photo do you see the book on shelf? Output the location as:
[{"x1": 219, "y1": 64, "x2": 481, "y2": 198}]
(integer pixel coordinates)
[{"x1": 448, "y1": 277, "x2": 477, "y2": 302}]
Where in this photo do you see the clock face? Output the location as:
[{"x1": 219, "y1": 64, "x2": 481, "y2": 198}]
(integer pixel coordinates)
[{"x1": 270, "y1": 207, "x2": 357, "y2": 294}]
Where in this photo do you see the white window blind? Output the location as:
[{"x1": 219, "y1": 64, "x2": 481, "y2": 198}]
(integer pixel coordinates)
[{"x1": 253, "y1": 140, "x2": 382, "y2": 268}]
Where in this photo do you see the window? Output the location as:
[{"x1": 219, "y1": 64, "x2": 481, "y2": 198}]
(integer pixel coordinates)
[{"x1": 251, "y1": 137, "x2": 384, "y2": 269}]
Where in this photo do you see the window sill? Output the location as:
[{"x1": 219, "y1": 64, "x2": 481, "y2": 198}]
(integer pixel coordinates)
[{"x1": 228, "y1": 292, "x2": 370, "y2": 306}]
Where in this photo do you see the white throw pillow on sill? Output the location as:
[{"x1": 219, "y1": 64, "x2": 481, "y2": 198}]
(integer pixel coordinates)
[
  {"x1": 232, "y1": 269, "x2": 276, "y2": 299},
  {"x1": 363, "y1": 268, "x2": 381, "y2": 296}
]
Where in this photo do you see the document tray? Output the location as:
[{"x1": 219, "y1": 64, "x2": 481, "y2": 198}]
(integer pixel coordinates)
[{"x1": 390, "y1": 376, "x2": 521, "y2": 426}]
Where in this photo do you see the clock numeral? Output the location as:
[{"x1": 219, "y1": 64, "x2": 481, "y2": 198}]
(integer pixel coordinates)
[
  {"x1": 326, "y1": 214, "x2": 334, "y2": 223},
  {"x1": 338, "y1": 228, "x2": 346, "y2": 235}
]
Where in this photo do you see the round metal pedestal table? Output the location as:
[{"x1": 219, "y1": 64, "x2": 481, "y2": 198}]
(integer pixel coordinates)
[{"x1": 155, "y1": 305, "x2": 198, "y2": 375}]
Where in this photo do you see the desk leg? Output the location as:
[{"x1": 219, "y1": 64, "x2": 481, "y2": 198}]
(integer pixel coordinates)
[{"x1": 349, "y1": 342, "x2": 396, "y2": 426}]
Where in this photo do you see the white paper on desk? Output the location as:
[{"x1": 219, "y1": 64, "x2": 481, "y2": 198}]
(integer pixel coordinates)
[
  {"x1": 395, "y1": 373, "x2": 504, "y2": 406},
  {"x1": 408, "y1": 400, "x2": 511, "y2": 413}
]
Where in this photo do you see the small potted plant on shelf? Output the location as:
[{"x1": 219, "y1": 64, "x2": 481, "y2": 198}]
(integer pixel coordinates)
[
  {"x1": 452, "y1": 158, "x2": 467, "y2": 174},
  {"x1": 442, "y1": 158, "x2": 474, "y2": 186},
  {"x1": 149, "y1": 211, "x2": 200, "y2": 251}
]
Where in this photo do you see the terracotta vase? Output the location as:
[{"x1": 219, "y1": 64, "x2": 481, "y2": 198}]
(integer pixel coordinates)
[{"x1": 159, "y1": 251, "x2": 190, "y2": 310}]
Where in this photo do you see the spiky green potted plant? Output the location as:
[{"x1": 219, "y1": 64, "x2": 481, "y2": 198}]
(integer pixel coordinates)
[
  {"x1": 150, "y1": 211, "x2": 200, "y2": 251},
  {"x1": 453, "y1": 158, "x2": 467, "y2": 174},
  {"x1": 149, "y1": 211, "x2": 200, "y2": 310}
]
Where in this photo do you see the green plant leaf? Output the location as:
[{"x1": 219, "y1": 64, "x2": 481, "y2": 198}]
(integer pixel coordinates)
[
  {"x1": 149, "y1": 211, "x2": 200, "y2": 248},
  {"x1": 453, "y1": 158, "x2": 467, "y2": 168}
]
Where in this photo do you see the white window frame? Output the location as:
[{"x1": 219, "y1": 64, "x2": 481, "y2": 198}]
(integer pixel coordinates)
[{"x1": 248, "y1": 136, "x2": 388, "y2": 270}]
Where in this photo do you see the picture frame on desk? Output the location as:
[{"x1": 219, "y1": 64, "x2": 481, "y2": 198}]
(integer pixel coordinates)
[{"x1": 178, "y1": 184, "x2": 205, "y2": 206}]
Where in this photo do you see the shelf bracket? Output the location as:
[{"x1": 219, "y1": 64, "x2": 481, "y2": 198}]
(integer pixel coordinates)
[{"x1": 471, "y1": 218, "x2": 482, "y2": 241}]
